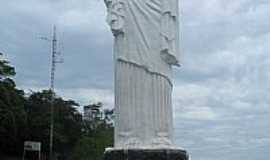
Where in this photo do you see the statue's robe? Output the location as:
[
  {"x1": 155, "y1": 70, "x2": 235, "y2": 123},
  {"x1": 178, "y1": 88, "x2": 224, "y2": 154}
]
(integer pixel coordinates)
[{"x1": 105, "y1": 0, "x2": 180, "y2": 148}]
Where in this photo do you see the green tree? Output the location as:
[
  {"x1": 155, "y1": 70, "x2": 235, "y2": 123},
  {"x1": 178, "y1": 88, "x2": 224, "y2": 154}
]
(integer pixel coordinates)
[
  {"x1": 0, "y1": 52, "x2": 27, "y2": 155},
  {"x1": 0, "y1": 52, "x2": 16, "y2": 80},
  {"x1": 25, "y1": 90, "x2": 83, "y2": 159},
  {"x1": 0, "y1": 52, "x2": 114, "y2": 160},
  {"x1": 72, "y1": 103, "x2": 114, "y2": 160}
]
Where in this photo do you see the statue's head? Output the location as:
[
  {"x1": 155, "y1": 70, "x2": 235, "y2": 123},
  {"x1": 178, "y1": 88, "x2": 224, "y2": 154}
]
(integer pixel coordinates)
[{"x1": 104, "y1": 0, "x2": 112, "y2": 8}]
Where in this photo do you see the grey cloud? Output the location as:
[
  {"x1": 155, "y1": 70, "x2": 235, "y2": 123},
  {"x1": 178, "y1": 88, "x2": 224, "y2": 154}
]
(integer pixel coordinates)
[{"x1": 0, "y1": 0, "x2": 113, "y2": 89}]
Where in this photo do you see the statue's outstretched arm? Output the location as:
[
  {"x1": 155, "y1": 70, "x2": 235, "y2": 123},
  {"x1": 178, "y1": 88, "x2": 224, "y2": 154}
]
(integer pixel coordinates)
[{"x1": 160, "y1": 0, "x2": 180, "y2": 66}]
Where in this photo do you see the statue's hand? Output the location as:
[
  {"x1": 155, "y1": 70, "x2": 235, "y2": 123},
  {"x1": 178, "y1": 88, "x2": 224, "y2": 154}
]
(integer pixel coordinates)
[{"x1": 161, "y1": 50, "x2": 180, "y2": 66}]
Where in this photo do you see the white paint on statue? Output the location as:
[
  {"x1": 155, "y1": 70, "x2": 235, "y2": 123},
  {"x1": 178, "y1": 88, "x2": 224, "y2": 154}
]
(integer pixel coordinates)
[{"x1": 104, "y1": 0, "x2": 180, "y2": 149}]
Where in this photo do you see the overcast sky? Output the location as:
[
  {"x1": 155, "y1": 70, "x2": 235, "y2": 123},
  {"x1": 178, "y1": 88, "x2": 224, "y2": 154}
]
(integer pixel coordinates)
[{"x1": 1, "y1": 0, "x2": 270, "y2": 159}]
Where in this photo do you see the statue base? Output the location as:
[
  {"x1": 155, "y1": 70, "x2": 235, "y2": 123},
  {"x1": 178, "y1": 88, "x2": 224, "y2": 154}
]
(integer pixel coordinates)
[{"x1": 104, "y1": 148, "x2": 189, "y2": 160}]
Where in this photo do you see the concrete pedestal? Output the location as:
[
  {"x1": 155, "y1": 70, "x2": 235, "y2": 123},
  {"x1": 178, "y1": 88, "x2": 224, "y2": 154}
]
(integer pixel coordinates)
[{"x1": 104, "y1": 149, "x2": 189, "y2": 160}]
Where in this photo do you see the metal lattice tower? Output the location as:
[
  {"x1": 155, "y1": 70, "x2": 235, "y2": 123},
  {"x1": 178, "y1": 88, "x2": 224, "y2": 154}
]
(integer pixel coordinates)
[
  {"x1": 39, "y1": 25, "x2": 63, "y2": 160},
  {"x1": 49, "y1": 25, "x2": 62, "y2": 160}
]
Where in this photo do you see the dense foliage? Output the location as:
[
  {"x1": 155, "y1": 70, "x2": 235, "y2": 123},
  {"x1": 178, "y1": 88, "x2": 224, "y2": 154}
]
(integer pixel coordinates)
[{"x1": 0, "y1": 52, "x2": 114, "y2": 160}]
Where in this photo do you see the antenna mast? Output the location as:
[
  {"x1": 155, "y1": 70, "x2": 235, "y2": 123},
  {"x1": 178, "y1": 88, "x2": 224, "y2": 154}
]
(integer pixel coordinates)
[
  {"x1": 50, "y1": 25, "x2": 57, "y2": 91},
  {"x1": 49, "y1": 25, "x2": 62, "y2": 160},
  {"x1": 39, "y1": 25, "x2": 63, "y2": 160}
]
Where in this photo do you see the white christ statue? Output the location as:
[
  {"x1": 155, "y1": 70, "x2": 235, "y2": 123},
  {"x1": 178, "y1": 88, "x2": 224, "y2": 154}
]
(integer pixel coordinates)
[{"x1": 104, "y1": 0, "x2": 180, "y2": 149}]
